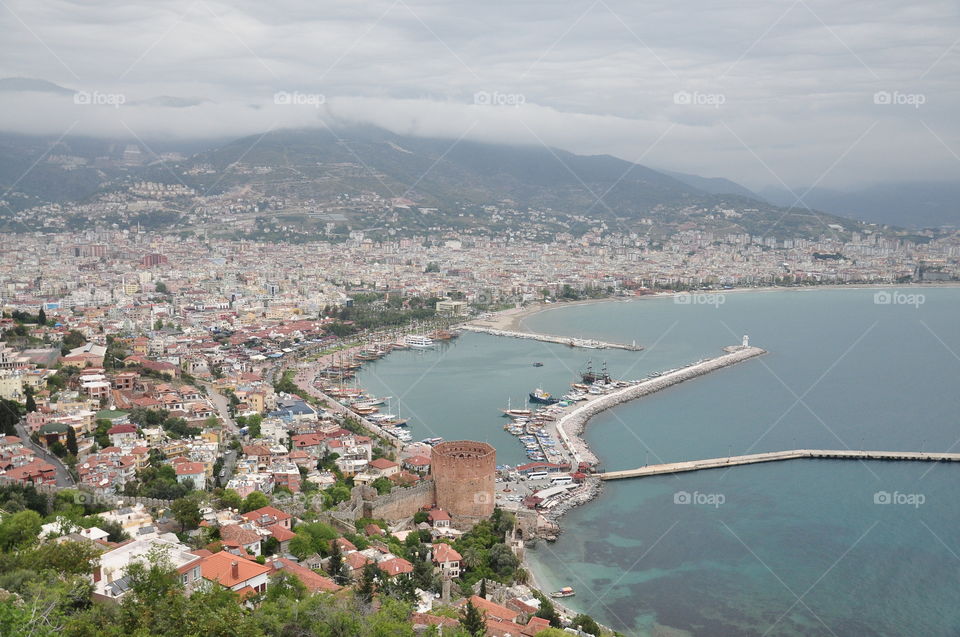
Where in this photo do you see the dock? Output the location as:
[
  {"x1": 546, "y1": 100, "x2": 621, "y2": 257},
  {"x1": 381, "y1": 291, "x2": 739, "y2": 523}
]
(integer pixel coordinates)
[
  {"x1": 598, "y1": 449, "x2": 960, "y2": 480},
  {"x1": 459, "y1": 324, "x2": 643, "y2": 351}
]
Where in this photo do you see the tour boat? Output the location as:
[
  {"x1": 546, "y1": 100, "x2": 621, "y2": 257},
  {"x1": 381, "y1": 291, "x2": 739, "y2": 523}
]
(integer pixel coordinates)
[
  {"x1": 550, "y1": 587, "x2": 575, "y2": 598},
  {"x1": 404, "y1": 334, "x2": 435, "y2": 348}
]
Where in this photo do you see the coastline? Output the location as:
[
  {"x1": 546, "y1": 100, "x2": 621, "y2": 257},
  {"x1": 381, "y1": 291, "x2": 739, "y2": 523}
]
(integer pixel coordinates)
[{"x1": 470, "y1": 281, "x2": 960, "y2": 333}]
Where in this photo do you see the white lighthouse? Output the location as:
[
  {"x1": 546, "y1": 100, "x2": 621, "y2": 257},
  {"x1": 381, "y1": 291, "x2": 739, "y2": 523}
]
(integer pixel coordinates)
[{"x1": 742, "y1": 334, "x2": 749, "y2": 348}]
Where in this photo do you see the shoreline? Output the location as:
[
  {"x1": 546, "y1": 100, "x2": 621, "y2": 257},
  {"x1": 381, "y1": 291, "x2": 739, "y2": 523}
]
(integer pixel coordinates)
[{"x1": 471, "y1": 281, "x2": 960, "y2": 333}]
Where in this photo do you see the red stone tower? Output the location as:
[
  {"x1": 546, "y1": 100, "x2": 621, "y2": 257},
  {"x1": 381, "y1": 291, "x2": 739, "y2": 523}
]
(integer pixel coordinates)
[{"x1": 431, "y1": 441, "x2": 496, "y2": 519}]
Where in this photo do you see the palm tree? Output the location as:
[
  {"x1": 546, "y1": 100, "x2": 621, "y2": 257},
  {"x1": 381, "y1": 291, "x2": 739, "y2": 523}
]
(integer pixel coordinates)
[{"x1": 461, "y1": 546, "x2": 483, "y2": 570}]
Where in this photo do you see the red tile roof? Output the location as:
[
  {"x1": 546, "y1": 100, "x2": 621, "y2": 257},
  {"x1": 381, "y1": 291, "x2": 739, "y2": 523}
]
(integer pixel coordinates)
[
  {"x1": 269, "y1": 557, "x2": 340, "y2": 593},
  {"x1": 200, "y1": 551, "x2": 271, "y2": 588},
  {"x1": 457, "y1": 596, "x2": 519, "y2": 622},
  {"x1": 267, "y1": 523, "x2": 295, "y2": 542},
  {"x1": 174, "y1": 461, "x2": 205, "y2": 475},
  {"x1": 377, "y1": 557, "x2": 413, "y2": 577},
  {"x1": 432, "y1": 543, "x2": 462, "y2": 564}
]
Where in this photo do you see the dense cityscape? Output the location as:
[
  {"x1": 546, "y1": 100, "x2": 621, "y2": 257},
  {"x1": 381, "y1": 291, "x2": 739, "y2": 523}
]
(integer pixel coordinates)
[{"x1": 3, "y1": 0, "x2": 960, "y2": 635}]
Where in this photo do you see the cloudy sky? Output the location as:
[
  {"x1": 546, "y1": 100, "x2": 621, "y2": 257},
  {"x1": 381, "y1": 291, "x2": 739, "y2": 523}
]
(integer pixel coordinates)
[{"x1": 1, "y1": 0, "x2": 958, "y2": 190}]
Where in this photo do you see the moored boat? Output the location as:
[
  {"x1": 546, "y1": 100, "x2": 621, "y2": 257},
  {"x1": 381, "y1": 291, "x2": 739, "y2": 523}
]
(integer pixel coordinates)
[
  {"x1": 529, "y1": 388, "x2": 559, "y2": 405},
  {"x1": 405, "y1": 334, "x2": 435, "y2": 348}
]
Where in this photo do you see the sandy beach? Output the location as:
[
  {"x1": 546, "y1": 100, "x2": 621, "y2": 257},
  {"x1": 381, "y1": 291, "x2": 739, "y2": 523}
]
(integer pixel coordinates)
[{"x1": 469, "y1": 282, "x2": 960, "y2": 333}]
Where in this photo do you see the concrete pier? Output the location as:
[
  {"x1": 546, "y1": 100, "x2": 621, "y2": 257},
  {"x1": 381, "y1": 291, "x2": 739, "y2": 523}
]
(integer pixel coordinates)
[
  {"x1": 598, "y1": 449, "x2": 960, "y2": 480},
  {"x1": 459, "y1": 324, "x2": 643, "y2": 351},
  {"x1": 555, "y1": 345, "x2": 767, "y2": 465}
]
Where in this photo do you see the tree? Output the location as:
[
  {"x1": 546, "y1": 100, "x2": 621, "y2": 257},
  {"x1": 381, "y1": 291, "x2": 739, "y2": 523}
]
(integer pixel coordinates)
[
  {"x1": 288, "y1": 533, "x2": 315, "y2": 561},
  {"x1": 535, "y1": 595, "x2": 562, "y2": 628},
  {"x1": 66, "y1": 426, "x2": 78, "y2": 457},
  {"x1": 24, "y1": 387, "x2": 36, "y2": 413},
  {"x1": 573, "y1": 613, "x2": 602, "y2": 636},
  {"x1": 356, "y1": 562, "x2": 379, "y2": 604},
  {"x1": 265, "y1": 569, "x2": 308, "y2": 603},
  {"x1": 381, "y1": 574, "x2": 417, "y2": 603},
  {"x1": 241, "y1": 491, "x2": 270, "y2": 513},
  {"x1": 50, "y1": 441, "x2": 67, "y2": 458},
  {"x1": 0, "y1": 509, "x2": 43, "y2": 550},
  {"x1": 371, "y1": 477, "x2": 393, "y2": 495},
  {"x1": 155, "y1": 281, "x2": 168, "y2": 295},
  {"x1": 328, "y1": 538, "x2": 349, "y2": 586},
  {"x1": 62, "y1": 330, "x2": 86, "y2": 350},
  {"x1": 218, "y1": 489, "x2": 243, "y2": 511},
  {"x1": 488, "y1": 543, "x2": 519, "y2": 577},
  {"x1": 246, "y1": 413, "x2": 262, "y2": 438},
  {"x1": 262, "y1": 536, "x2": 279, "y2": 556},
  {"x1": 0, "y1": 399, "x2": 24, "y2": 436},
  {"x1": 479, "y1": 577, "x2": 487, "y2": 599},
  {"x1": 460, "y1": 599, "x2": 486, "y2": 636},
  {"x1": 170, "y1": 496, "x2": 201, "y2": 533},
  {"x1": 38, "y1": 307, "x2": 46, "y2": 325},
  {"x1": 412, "y1": 550, "x2": 437, "y2": 592}
]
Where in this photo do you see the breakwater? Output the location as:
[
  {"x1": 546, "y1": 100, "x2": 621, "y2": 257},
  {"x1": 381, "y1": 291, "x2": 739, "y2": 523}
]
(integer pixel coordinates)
[
  {"x1": 555, "y1": 345, "x2": 767, "y2": 466},
  {"x1": 459, "y1": 324, "x2": 642, "y2": 351},
  {"x1": 599, "y1": 448, "x2": 960, "y2": 480}
]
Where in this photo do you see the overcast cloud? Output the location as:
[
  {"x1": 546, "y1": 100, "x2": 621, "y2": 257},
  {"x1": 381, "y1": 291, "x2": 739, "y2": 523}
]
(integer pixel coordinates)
[{"x1": 1, "y1": 0, "x2": 958, "y2": 189}]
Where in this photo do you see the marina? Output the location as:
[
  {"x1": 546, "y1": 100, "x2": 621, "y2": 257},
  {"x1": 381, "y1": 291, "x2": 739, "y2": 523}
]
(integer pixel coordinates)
[{"x1": 490, "y1": 341, "x2": 769, "y2": 524}]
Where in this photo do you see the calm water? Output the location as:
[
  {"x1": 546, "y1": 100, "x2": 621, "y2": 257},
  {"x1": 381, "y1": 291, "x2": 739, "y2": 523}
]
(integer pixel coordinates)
[{"x1": 360, "y1": 288, "x2": 960, "y2": 636}]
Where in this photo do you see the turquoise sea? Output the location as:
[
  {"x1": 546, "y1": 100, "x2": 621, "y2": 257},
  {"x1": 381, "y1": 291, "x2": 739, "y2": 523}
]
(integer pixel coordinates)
[{"x1": 358, "y1": 287, "x2": 960, "y2": 636}]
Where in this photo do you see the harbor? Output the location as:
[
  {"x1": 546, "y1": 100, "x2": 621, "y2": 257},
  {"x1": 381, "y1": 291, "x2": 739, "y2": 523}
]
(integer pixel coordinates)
[
  {"x1": 492, "y1": 340, "x2": 767, "y2": 526},
  {"x1": 293, "y1": 328, "x2": 460, "y2": 450}
]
